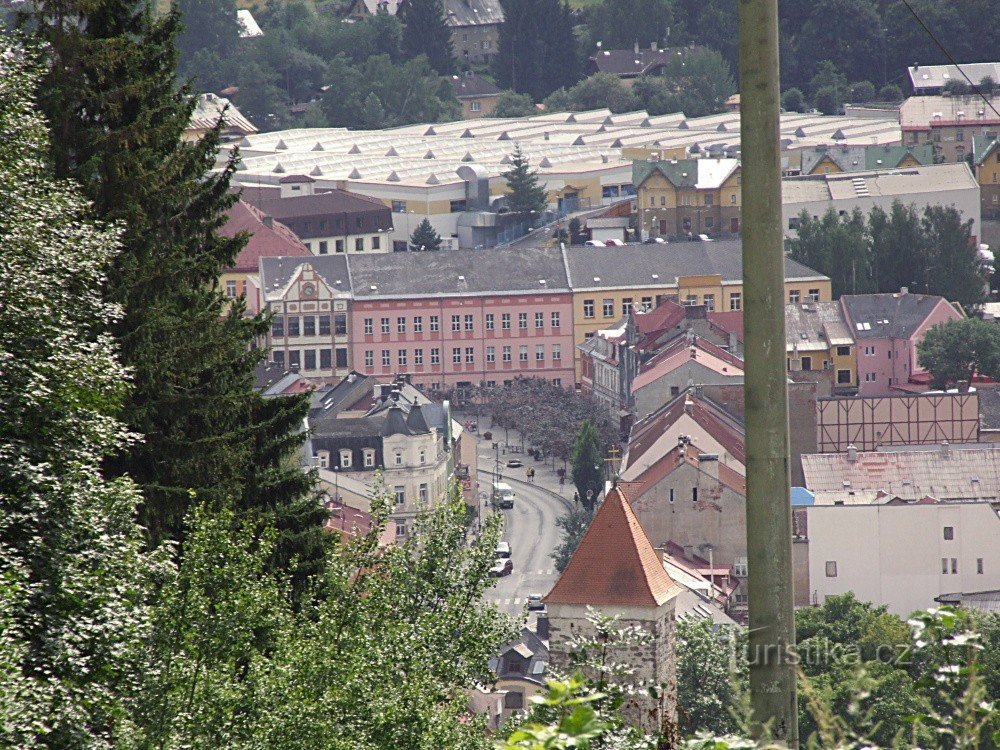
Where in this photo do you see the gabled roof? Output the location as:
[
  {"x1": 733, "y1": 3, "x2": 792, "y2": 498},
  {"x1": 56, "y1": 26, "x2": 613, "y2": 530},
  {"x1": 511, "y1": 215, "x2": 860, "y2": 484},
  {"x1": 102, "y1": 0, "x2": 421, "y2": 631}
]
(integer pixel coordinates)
[
  {"x1": 589, "y1": 46, "x2": 701, "y2": 78},
  {"x1": 247, "y1": 188, "x2": 392, "y2": 222},
  {"x1": 189, "y1": 93, "x2": 257, "y2": 135},
  {"x1": 633, "y1": 336, "x2": 744, "y2": 392},
  {"x1": 627, "y1": 444, "x2": 746, "y2": 500},
  {"x1": 839, "y1": 291, "x2": 959, "y2": 340},
  {"x1": 544, "y1": 487, "x2": 682, "y2": 607},
  {"x1": 443, "y1": 0, "x2": 504, "y2": 27},
  {"x1": 785, "y1": 301, "x2": 853, "y2": 352},
  {"x1": 908, "y1": 63, "x2": 1000, "y2": 93},
  {"x1": 447, "y1": 73, "x2": 501, "y2": 99},
  {"x1": 632, "y1": 158, "x2": 739, "y2": 190},
  {"x1": 221, "y1": 199, "x2": 311, "y2": 273},
  {"x1": 973, "y1": 135, "x2": 999, "y2": 166},
  {"x1": 259, "y1": 255, "x2": 351, "y2": 300}
]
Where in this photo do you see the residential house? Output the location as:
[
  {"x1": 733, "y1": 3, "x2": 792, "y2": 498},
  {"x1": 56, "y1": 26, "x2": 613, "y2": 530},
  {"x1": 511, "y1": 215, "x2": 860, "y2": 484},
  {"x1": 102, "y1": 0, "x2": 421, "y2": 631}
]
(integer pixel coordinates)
[
  {"x1": 973, "y1": 136, "x2": 1000, "y2": 219},
  {"x1": 659, "y1": 545, "x2": 740, "y2": 624},
  {"x1": 587, "y1": 43, "x2": 702, "y2": 86},
  {"x1": 544, "y1": 486, "x2": 683, "y2": 735},
  {"x1": 782, "y1": 163, "x2": 982, "y2": 241},
  {"x1": 444, "y1": 0, "x2": 504, "y2": 64},
  {"x1": 631, "y1": 337, "x2": 744, "y2": 422},
  {"x1": 563, "y1": 242, "x2": 831, "y2": 381},
  {"x1": 346, "y1": 0, "x2": 404, "y2": 20},
  {"x1": 800, "y1": 500, "x2": 1000, "y2": 615},
  {"x1": 259, "y1": 256, "x2": 353, "y2": 379},
  {"x1": 839, "y1": 290, "x2": 964, "y2": 395},
  {"x1": 799, "y1": 144, "x2": 935, "y2": 175},
  {"x1": 489, "y1": 627, "x2": 549, "y2": 719},
  {"x1": 346, "y1": 247, "x2": 576, "y2": 392},
  {"x1": 447, "y1": 72, "x2": 501, "y2": 119},
  {"x1": 784, "y1": 301, "x2": 856, "y2": 393},
  {"x1": 184, "y1": 92, "x2": 257, "y2": 143},
  {"x1": 252, "y1": 360, "x2": 313, "y2": 397},
  {"x1": 907, "y1": 63, "x2": 1000, "y2": 96},
  {"x1": 899, "y1": 93, "x2": 1000, "y2": 162},
  {"x1": 577, "y1": 321, "x2": 633, "y2": 422},
  {"x1": 634, "y1": 158, "x2": 742, "y2": 238},
  {"x1": 220, "y1": 199, "x2": 311, "y2": 314},
  {"x1": 243, "y1": 175, "x2": 394, "y2": 254},
  {"x1": 309, "y1": 374, "x2": 462, "y2": 540}
]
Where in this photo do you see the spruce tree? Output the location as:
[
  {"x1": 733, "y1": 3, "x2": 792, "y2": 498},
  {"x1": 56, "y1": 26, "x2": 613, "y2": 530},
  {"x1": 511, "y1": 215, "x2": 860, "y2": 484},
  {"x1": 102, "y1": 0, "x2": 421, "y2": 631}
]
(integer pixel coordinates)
[
  {"x1": 28, "y1": 0, "x2": 330, "y2": 572},
  {"x1": 410, "y1": 217, "x2": 444, "y2": 251},
  {"x1": 401, "y1": 0, "x2": 455, "y2": 75},
  {"x1": 570, "y1": 420, "x2": 604, "y2": 512},
  {"x1": 503, "y1": 144, "x2": 548, "y2": 216}
]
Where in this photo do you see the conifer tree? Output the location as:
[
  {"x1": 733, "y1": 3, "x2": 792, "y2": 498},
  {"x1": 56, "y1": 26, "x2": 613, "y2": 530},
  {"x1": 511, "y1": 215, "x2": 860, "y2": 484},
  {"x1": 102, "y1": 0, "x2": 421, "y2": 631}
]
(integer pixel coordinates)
[
  {"x1": 27, "y1": 0, "x2": 330, "y2": 573},
  {"x1": 503, "y1": 144, "x2": 548, "y2": 216},
  {"x1": 570, "y1": 420, "x2": 604, "y2": 511},
  {"x1": 410, "y1": 217, "x2": 444, "y2": 251},
  {"x1": 401, "y1": 0, "x2": 455, "y2": 75}
]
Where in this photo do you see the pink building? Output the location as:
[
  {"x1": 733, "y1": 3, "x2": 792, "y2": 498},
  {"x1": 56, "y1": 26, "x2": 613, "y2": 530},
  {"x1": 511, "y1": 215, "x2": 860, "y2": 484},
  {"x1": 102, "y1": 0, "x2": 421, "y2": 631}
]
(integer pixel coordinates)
[
  {"x1": 840, "y1": 289, "x2": 964, "y2": 396},
  {"x1": 347, "y1": 248, "x2": 576, "y2": 391}
]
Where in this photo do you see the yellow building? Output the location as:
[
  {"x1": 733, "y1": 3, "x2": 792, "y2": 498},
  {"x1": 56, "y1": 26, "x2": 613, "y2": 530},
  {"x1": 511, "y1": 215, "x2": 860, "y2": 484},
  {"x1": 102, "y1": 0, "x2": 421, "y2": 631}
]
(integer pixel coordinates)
[
  {"x1": 633, "y1": 158, "x2": 742, "y2": 239},
  {"x1": 564, "y1": 243, "x2": 832, "y2": 381},
  {"x1": 974, "y1": 136, "x2": 1000, "y2": 220},
  {"x1": 784, "y1": 301, "x2": 857, "y2": 391},
  {"x1": 800, "y1": 144, "x2": 935, "y2": 176}
]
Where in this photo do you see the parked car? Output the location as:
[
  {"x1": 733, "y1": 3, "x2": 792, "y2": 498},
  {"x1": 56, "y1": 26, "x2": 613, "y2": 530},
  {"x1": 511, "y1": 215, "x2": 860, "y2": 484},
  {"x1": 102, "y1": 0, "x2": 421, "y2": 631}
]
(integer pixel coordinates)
[
  {"x1": 697, "y1": 234, "x2": 714, "y2": 241},
  {"x1": 506, "y1": 458, "x2": 524, "y2": 468},
  {"x1": 489, "y1": 558, "x2": 513, "y2": 577},
  {"x1": 604, "y1": 238, "x2": 626, "y2": 246},
  {"x1": 643, "y1": 236, "x2": 667, "y2": 244},
  {"x1": 584, "y1": 239, "x2": 605, "y2": 247},
  {"x1": 495, "y1": 541, "x2": 511, "y2": 558},
  {"x1": 526, "y1": 594, "x2": 545, "y2": 611}
]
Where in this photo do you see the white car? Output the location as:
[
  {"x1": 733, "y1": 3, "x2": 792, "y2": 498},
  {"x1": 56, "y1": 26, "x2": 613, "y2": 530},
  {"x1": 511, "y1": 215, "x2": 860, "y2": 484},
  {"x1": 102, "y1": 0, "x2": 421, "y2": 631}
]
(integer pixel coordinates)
[
  {"x1": 584, "y1": 239, "x2": 605, "y2": 247},
  {"x1": 697, "y1": 234, "x2": 714, "y2": 242},
  {"x1": 604, "y1": 238, "x2": 626, "y2": 246}
]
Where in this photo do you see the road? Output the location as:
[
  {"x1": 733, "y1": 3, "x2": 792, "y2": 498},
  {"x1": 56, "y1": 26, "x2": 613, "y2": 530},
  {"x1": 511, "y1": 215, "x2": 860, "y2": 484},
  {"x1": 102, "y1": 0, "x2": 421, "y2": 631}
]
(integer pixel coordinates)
[{"x1": 477, "y1": 451, "x2": 569, "y2": 618}]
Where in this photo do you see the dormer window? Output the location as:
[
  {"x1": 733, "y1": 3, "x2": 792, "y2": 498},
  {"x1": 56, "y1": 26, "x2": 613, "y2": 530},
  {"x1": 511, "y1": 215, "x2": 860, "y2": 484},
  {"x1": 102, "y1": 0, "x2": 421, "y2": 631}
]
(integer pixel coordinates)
[
  {"x1": 394, "y1": 450, "x2": 403, "y2": 467},
  {"x1": 317, "y1": 451, "x2": 329, "y2": 469},
  {"x1": 419, "y1": 448, "x2": 426, "y2": 465},
  {"x1": 363, "y1": 448, "x2": 376, "y2": 468},
  {"x1": 339, "y1": 449, "x2": 352, "y2": 469}
]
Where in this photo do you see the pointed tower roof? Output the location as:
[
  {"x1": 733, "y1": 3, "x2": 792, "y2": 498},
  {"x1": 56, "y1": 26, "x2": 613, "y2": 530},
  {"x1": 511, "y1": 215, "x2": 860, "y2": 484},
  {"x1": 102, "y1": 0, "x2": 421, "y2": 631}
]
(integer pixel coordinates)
[{"x1": 544, "y1": 487, "x2": 682, "y2": 608}]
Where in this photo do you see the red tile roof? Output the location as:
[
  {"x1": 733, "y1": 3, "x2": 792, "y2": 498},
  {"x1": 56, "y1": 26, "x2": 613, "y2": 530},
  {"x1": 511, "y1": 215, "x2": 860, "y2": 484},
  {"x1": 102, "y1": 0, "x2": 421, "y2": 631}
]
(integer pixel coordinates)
[
  {"x1": 634, "y1": 300, "x2": 687, "y2": 337},
  {"x1": 629, "y1": 444, "x2": 746, "y2": 501},
  {"x1": 544, "y1": 487, "x2": 682, "y2": 607},
  {"x1": 627, "y1": 393, "x2": 745, "y2": 471},
  {"x1": 707, "y1": 310, "x2": 744, "y2": 343},
  {"x1": 220, "y1": 199, "x2": 311, "y2": 273}
]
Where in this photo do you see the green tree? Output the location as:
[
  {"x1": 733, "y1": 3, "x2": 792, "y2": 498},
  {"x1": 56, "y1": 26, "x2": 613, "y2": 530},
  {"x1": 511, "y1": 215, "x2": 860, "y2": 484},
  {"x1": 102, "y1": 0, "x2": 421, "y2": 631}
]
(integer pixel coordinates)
[
  {"x1": 917, "y1": 317, "x2": 1000, "y2": 389},
  {"x1": 0, "y1": 43, "x2": 154, "y2": 746},
  {"x1": 814, "y1": 85, "x2": 839, "y2": 115},
  {"x1": 400, "y1": 0, "x2": 455, "y2": 74},
  {"x1": 633, "y1": 48, "x2": 736, "y2": 117},
  {"x1": 551, "y1": 506, "x2": 594, "y2": 572},
  {"x1": 495, "y1": 0, "x2": 578, "y2": 100},
  {"x1": 176, "y1": 0, "x2": 241, "y2": 78},
  {"x1": 571, "y1": 420, "x2": 604, "y2": 511},
  {"x1": 920, "y1": 204, "x2": 987, "y2": 310},
  {"x1": 808, "y1": 60, "x2": 848, "y2": 100},
  {"x1": 849, "y1": 79, "x2": 876, "y2": 102},
  {"x1": 980, "y1": 75, "x2": 997, "y2": 96},
  {"x1": 410, "y1": 217, "x2": 444, "y2": 251},
  {"x1": 566, "y1": 72, "x2": 640, "y2": 113},
  {"x1": 786, "y1": 208, "x2": 872, "y2": 297},
  {"x1": 585, "y1": 0, "x2": 675, "y2": 48},
  {"x1": 492, "y1": 90, "x2": 538, "y2": 118},
  {"x1": 878, "y1": 82, "x2": 903, "y2": 102},
  {"x1": 795, "y1": 0, "x2": 880, "y2": 83},
  {"x1": 781, "y1": 87, "x2": 805, "y2": 112},
  {"x1": 29, "y1": 0, "x2": 329, "y2": 573},
  {"x1": 503, "y1": 144, "x2": 549, "y2": 216},
  {"x1": 868, "y1": 201, "x2": 923, "y2": 294},
  {"x1": 676, "y1": 620, "x2": 748, "y2": 737}
]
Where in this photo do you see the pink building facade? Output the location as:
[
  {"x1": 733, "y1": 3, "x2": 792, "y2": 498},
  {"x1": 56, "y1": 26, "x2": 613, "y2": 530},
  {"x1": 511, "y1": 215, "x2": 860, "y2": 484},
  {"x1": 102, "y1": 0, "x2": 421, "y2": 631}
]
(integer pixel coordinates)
[
  {"x1": 350, "y1": 292, "x2": 576, "y2": 390},
  {"x1": 841, "y1": 291, "x2": 963, "y2": 396}
]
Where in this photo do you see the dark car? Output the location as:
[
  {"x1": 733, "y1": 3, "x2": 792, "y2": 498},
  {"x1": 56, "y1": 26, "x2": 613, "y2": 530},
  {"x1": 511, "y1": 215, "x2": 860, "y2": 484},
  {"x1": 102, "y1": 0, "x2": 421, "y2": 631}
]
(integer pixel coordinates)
[
  {"x1": 489, "y1": 558, "x2": 513, "y2": 577},
  {"x1": 526, "y1": 594, "x2": 545, "y2": 611},
  {"x1": 506, "y1": 458, "x2": 524, "y2": 468}
]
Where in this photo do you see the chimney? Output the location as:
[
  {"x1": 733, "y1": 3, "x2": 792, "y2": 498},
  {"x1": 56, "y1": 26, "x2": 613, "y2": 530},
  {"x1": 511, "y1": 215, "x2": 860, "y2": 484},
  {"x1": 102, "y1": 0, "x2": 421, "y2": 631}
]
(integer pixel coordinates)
[
  {"x1": 262, "y1": 215, "x2": 273, "y2": 228},
  {"x1": 650, "y1": 41, "x2": 657, "y2": 51},
  {"x1": 634, "y1": 41, "x2": 640, "y2": 54},
  {"x1": 728, "y1": 331, "x2": 738, "y2": 350},
  {"x1": 535, "y1": 614, "x2": 550, "y2": 640},
  {"x1": 900, "y1": 286, "x2": 908, "y2": 295},
  {"x1": 846, "y1": 444, "x2": 858, "y2": 463},
  {"x1": 940, "y1": 440, "x2": 950, "y2": 459},
  {"x1": 684, "y1": 396, "x2": 694, "y2": 415}
]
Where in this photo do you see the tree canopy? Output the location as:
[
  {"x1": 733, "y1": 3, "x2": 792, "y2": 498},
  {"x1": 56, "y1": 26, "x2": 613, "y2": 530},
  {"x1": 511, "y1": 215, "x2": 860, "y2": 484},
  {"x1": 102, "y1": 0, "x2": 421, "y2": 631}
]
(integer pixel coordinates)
[
  {"x1": 917, "y1": 317, "x2": 1000, "y2": 389},
  {"x1": 503, "y1": 145, "x2": 549, "y2": 216}
]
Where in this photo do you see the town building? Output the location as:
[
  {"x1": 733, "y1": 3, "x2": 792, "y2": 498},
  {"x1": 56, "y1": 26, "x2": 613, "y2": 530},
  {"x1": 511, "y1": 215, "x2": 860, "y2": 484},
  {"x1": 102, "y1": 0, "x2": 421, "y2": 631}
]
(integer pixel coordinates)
[
  {"x1": 784, "y1": 301, "x2": 856, "y2": 392},
  {"x1": 563, "y1": 242, "x2": 831, "y2": 380},
  {"x1": 899, "y1": 93, "x2": 1000, "y2": 162},
  {"x1": 544, "y1": 486, "x2": 682, "y2": 737},
  {"x1": 184, "y1": 92, "x2": 257, "y2": 143},
  {"x1": 447, "y1": 72, "x2": 502, "y2": 119},
  {"x1": 242, "y1": 176, "x2": 394, "y2": 254},
  {"x1": 346, "y1": 247, "x2": 576, "y2": 393},
  {"x1": 220, "y1": 199, "x2": 312, "y2": 313},
  {"x1": 799, "y1": 501, "x2": 1000, "y2": 616},
  {"x1": 973, "y1": 136, "x2": 1000, "y2": 220},
  {"x1": 907, "y1": 63, "x2": 1000, "y2": 96},
  {"x1": 443, "y1": 0, "x2": 503, "y2": 65},
  {"x1": 634, "y1": 158, "x2": 742, "y2": 239},
  {"x1": 782, "y1": 163, "x2": 982, "y2": 241},
  {"x1": 577, "y1": 321, "x2": 633, "y2": 420},
  {"x1": 259, "y1": 256, "x2": 353, "y2": 380},
  {"x1": 346, "y1": 0, "x2": 403, "y2": 20},
  {"x1": 838, "y1": 290, "x2": 963, "y2": 396},
  {"x1": 488, "y1": 627, "x2": 549, "y2": 719},
  {"x1": 799, "y1": 144, "x2": 935, "y2": 175},
  {"x1": 586, "y1": 43, "x2": 702, "y2": 86},
  {"x1": 308, "y1": 374, "x2": 467, "y2": 541}
]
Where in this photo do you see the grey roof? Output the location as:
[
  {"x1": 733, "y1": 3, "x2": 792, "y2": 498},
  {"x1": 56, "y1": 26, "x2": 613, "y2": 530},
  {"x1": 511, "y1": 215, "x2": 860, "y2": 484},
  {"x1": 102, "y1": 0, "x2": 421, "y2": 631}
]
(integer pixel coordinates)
[
  {"x1": 908, "y1": 63, "x2": 1000, "y2": 93},
  {"x1": 443, "y1": 0, "x2": 503, "y2": 27},
  {"x1": 347, "y1": 246, "x2": 570, "y2": 297},
  {"x1": 564, "y1": 241, "x2": 827, "y2": 290},
  {"x1": 447, "y1": 73, "x2": 502, "y2": 99},
  {"x1": 785, "y1": 301, "x2": 853, "y2": 352},
  {"x1": 259, "y1": 255, "x2": 351, "y2": 296},
  {"x1": 935, "y1": 590, "x2": 1000, "y2": 613},
  {"x1": 839, "y1": 292, "x2": 952, "y2": 340},
  {"x1": 978, "y1": 388, "x2": 1000, "y2": 431},
  {"x1": 490, "y1": 627, "x2": 549, "y2": 685}
]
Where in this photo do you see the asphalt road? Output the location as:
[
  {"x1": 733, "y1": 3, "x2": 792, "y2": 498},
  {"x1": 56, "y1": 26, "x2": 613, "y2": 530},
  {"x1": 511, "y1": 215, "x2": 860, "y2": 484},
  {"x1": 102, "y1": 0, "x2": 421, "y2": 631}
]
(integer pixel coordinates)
[{"x1": 478, "y1": 452, "x2": 569, "y2": 619}]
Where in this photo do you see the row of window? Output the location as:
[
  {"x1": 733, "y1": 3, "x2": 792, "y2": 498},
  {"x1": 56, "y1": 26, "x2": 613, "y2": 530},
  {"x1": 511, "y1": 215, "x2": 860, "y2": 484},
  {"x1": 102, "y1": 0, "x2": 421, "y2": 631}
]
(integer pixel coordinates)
[
  {"x1": 825, "y1": 558, "x2": 986, "y2": 577},
  {"x1": 319, "y1": 447, "x2": 430, "y2": 470},
  {"x1": 272, "y1": 348, "x2": 348, "y2": 370},
  {"x1": 363, "y1": 311, "x2": 561, "y2": 336},
  {"x1": 298, "y1": 216, "x2": 369, "y2": 234},
  {"x1": 647, "y1": 192, "x2": 737, "y2": 207},
  {"x1": 787, "y1": 289, "x2": 823, "y2": 304},
  {"x1": 306, "y1": 235, "x2": 381, "y2": 254},
  {"x1": 272, "y1": 314, "x2": 348, "y2": 338},
  {"x1": 364, "y1": 344, "x2": 563, "y2": 368},
  {"x1": 225, "y1": 280, "x2": 248, "y2": 298}
]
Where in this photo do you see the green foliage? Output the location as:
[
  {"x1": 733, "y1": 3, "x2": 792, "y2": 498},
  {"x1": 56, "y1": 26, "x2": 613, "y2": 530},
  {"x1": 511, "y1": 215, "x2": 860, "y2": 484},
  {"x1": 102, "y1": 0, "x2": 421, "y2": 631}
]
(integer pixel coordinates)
[
  {"x1": 500, "y1": 674, "x2": 609, "y2": 749},
  {"x1": 176, "y1": 0, "x2": 241, "y2": 78},
  {"x1": 551, "y1": 506, "x2": 594, "y2": 572},
  {"x1": 400, "y1": 0, "x2": 455, "y2": 74},
  {"x1": 848, "y1": 80, "x2": 876, "y2": 103},
  {"x1": 495, "y1": 0, "x2": 579, "y2": 101},
  {"x1": 813, "y1": 86, "x2": 839, "y2": 115},
  {"x1": 503, "y1": 144, "x2": 549, "y2": 216},
  {"x1": 410, "y1": 217, "x2": 444, "y2": 251},
  {"x1": 571, "y1": 421, "x2": 604, "y2": 511},
  {"x1": 676, "y1": 620, "x2": 747, "y2": 737},
  {"x1": 787, "y1": 202, "x2": 988, "y2": 307},
  {"x1": 0, "y1": 40, "x2": 156, "y2": 745},
  {"x1": 632, "y1": 48, "x2": 736, "y2": 118},
  {"x1": 917, "y1": 317, "x2": 1000, "y2": 390},
  {"x1": 492, "y1": 90, "x2": 539, "y2": 118},
  {"x1": 878, "y1": 83, "x2": 903, "y2": 103},
  {"x1": 584, "y1": 0, "x2": 674, "y2": 48},
  {"x1": 781, "y1": 87, "x2": 805, "y2": 113}
]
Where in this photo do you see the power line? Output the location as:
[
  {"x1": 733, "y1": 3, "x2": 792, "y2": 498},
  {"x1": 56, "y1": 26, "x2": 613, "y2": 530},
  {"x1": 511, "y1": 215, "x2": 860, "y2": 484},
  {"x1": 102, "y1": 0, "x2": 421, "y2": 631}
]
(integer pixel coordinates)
[{"x1": 897, "y1": 0, "x2": 1000, "y2": 120}]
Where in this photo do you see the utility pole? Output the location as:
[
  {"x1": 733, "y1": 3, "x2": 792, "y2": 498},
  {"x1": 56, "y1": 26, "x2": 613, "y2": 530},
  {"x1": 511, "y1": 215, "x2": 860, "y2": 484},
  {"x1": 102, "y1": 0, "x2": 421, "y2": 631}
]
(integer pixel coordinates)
[{"x1": 739, "y1": 0, "x2": 799, "y2": 742}]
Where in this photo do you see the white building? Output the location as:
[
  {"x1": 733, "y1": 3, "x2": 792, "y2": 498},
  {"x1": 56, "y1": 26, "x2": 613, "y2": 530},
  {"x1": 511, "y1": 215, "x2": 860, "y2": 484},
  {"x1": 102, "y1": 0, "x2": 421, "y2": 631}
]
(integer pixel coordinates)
[{"x1": 803, "y1": 502, "x2": 1000, "y2": 616}]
